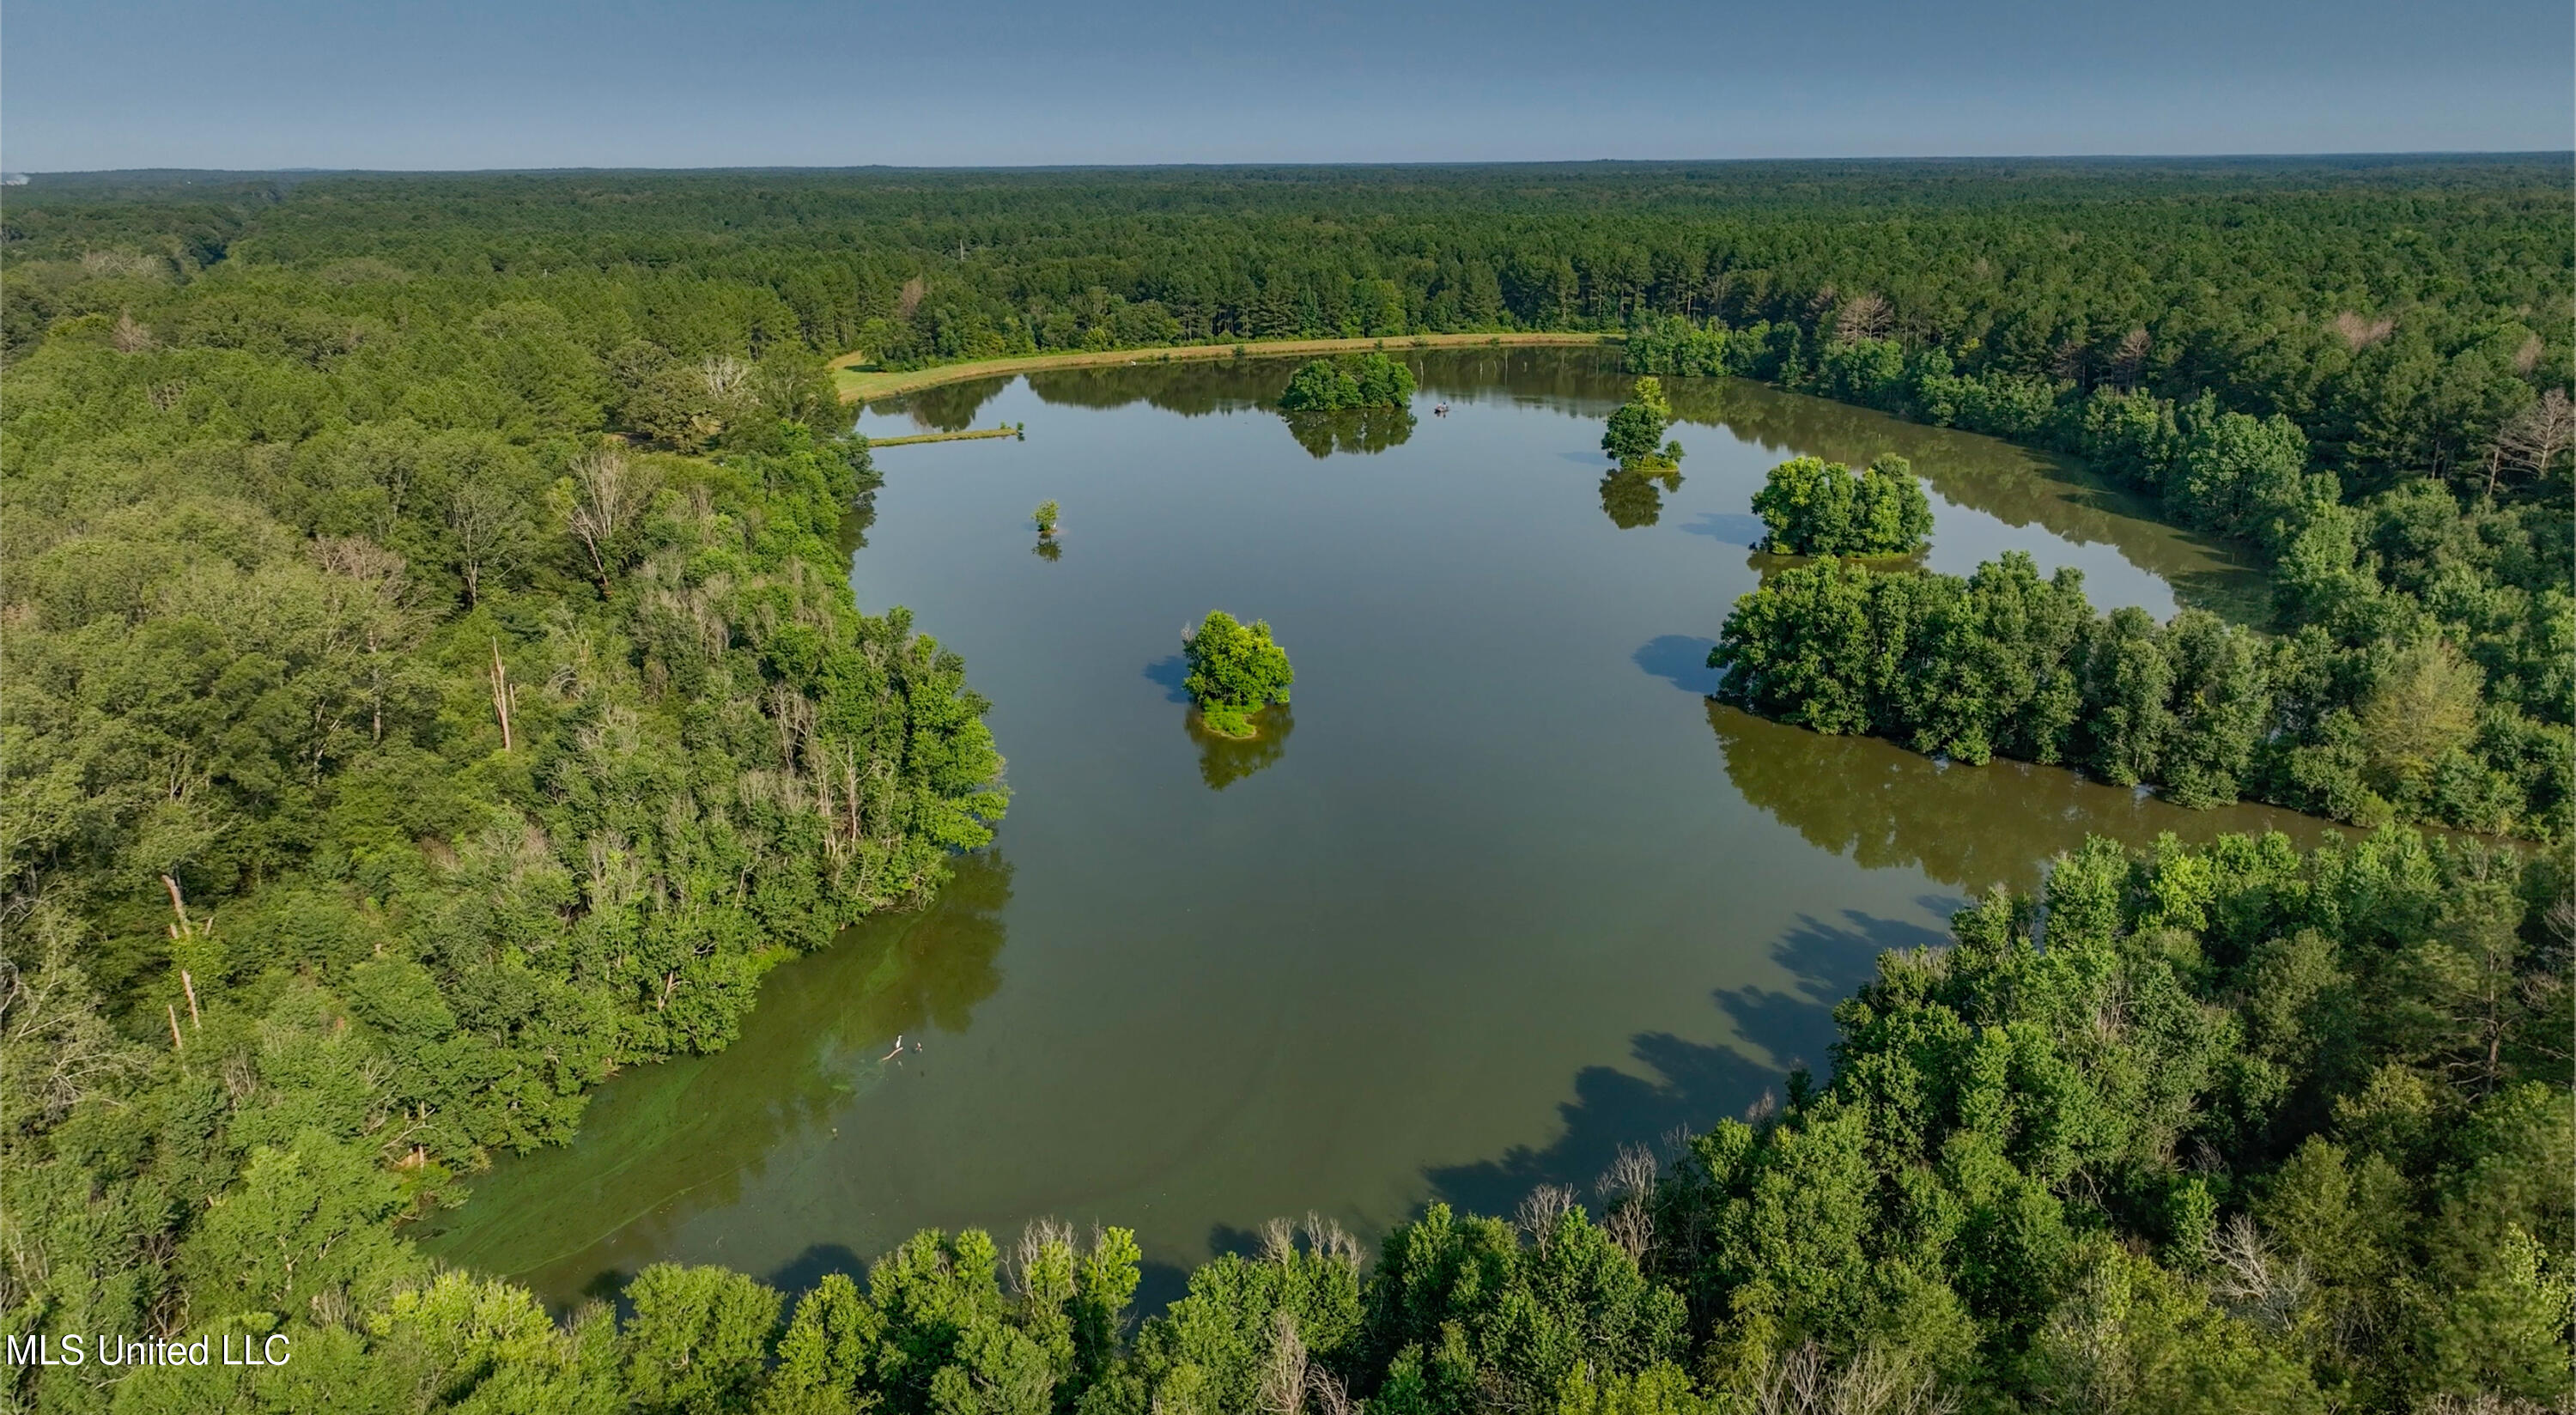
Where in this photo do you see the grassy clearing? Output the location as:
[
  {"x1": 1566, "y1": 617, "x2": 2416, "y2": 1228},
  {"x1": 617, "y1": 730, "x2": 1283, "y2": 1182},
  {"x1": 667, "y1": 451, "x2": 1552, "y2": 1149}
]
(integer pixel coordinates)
[{"x1": 832, "y1": 332, "x2": 1618, "y2": 403}]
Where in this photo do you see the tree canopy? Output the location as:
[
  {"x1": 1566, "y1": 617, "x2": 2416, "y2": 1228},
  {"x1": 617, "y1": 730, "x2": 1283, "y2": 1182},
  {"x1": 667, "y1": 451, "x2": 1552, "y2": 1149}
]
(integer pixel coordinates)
[
  {"x1": 1182, "y1": 610, "x2": 1296, "y2": 738},
  {"x1": 1749, "y1": 454, "x2": 1934, "y2": 556},
  {"x1": 1278, "y1": 353, "x2": 1416, "y2": 412},
  {"x1": 1602, "y1": 375, "x2": 1680, "y2": 467}
]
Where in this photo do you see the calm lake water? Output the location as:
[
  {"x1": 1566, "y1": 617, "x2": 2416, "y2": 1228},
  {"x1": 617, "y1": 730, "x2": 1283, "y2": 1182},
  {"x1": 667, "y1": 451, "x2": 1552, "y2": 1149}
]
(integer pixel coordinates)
[{"x1": 422, "y1": 349, "x2": 2323, "y2": 1306}]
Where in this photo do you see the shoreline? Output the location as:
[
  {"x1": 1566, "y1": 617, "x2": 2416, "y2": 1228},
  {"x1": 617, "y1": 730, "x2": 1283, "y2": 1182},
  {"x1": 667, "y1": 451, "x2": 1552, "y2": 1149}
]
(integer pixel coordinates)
[
  {"x1": 865, "y1": 425, "x2": 1020, "y2": 446},
  {"x1": 835, "y1": 332, "x2": 1619, "y2": 403}
]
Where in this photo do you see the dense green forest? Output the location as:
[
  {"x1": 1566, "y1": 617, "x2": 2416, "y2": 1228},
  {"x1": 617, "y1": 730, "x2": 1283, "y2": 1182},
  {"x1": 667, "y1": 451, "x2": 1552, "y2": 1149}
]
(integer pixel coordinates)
[{"x1": 2, "y1": 160, "x2": 2569, "y2": 1412}]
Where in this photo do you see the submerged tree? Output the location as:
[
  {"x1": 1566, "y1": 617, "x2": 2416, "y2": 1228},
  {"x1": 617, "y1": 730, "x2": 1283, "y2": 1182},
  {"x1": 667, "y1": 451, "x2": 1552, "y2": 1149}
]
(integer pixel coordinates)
[
  {"x1": 1034, "y1": 499, "x2": 1060, "y2": 535},
  {"x1": 1278, "y1": 353, "x2": 1414, "y2": 411},
  {"x1": 1750, "y1": 453, "x2": 1933, "y2": 556},
  {"x1": 1602, "y1": 376, "x2": 1682, "y2": 469},
  {"x1": 1182, "y1": 610, "x2": 1294, "y2": 738}
]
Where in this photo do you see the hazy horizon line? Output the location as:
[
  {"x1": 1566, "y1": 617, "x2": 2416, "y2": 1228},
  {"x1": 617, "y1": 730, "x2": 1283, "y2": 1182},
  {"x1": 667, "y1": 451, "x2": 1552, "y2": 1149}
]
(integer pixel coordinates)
[{"x1": 10, "y1": 149, "x2": 2573, "y2": 181}]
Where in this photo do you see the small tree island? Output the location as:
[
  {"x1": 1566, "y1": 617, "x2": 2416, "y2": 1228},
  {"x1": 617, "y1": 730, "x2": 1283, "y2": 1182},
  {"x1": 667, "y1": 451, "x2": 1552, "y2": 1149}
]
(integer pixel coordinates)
[
  {"x1": 1278, "y1": 352, "x2": 1415, "y2": 412},
  {"x1": 1182, "y1": 610, "x2": 1294, "y2": 738},
  {"x1": 1601, "y1": 375, "x2": 1684, "y2": 470},
  {"x1": 1750, "y1": 453, "x2": 1934, "y2": 556}
]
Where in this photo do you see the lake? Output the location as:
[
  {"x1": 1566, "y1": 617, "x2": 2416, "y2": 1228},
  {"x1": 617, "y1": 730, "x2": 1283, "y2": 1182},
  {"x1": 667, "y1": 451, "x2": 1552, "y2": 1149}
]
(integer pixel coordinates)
[{"x1": 420, "y1": 347, "x2": 2324, "y2": 1306}]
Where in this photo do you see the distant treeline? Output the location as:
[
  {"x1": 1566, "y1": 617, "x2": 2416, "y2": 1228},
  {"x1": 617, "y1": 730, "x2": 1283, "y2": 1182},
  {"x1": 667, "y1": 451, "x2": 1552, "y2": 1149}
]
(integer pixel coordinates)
[{"x1": 9, "y1": 157, "x2": 2567, "y2": 487}]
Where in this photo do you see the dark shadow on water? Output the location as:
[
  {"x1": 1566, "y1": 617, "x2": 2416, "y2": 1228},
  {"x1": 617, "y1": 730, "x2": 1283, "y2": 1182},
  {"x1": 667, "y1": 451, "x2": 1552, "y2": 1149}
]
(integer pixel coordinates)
[
  {"x1": 1143, "y1": 654, "x2": 1193, "y2": 705},
  {"x1": 1204, "y1": 1223, "x2": 1267, "y2": 1260},
  {"x1": 1559, "y1": 449, "x2": 1613, "y2": 466},
  {"x1": 1425, "y1": 906, "x2": 1947, "y2": 1222},
  {"x1": 1680, "y1": 512, "x2": 1770, "y2": 548},
  {"x1": 1425, "y1": 1034, "x2": 1777, "y2": 1219},
  {"x1": 766, "y1": 1242, "x2": 869, "y2": 1301},
  {"x1": 579, "y1": 1266, "x2": 633, "y2": 1315},
  {"x1": 1632, "y1": 635, "x2": 1722, "y2": 696},
  {"x1": 1715, "y1": 910, "x2": 1950, "y2": 1079},
  {"x1": 1134, "y1": 1260, "x2": 1196, "y2": 1317}
]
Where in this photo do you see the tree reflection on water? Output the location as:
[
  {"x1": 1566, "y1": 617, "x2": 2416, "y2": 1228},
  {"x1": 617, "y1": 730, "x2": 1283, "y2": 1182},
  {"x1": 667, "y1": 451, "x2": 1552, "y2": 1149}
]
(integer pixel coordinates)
[
  {"x1": 1705, "y1": 701, "x2": 2339, "y2": 896},
  {"x1": 1186, "y1": 705, "x2": 1294, "y2": 791},
  {"x1": 416, "y1": 853, "x2": 1014, "y2": 1297},
  {"x1": 1283, "y1": 407, "x2": 1416, "y2": 458}
]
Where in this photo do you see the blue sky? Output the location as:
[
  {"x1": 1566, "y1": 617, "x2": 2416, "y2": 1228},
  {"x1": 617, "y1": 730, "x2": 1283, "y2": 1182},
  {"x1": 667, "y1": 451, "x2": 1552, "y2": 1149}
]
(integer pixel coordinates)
[{"x1": 4, "y1": 0, "x2": 2569, "y2": 170}]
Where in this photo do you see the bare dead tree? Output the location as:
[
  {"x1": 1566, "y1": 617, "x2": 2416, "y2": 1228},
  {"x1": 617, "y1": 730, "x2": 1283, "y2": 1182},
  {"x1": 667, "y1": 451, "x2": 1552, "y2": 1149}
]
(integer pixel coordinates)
[
  {"x1": 1753, "y1": 1341, "x2": 1951, "y2": 1415},
  {"x1": 2486, "y1": 387, "x2": 2573, "y2": 495},
  {"x1": 0, "y1": 912, "x2": 148, "y2": 1124},
  {"x1": 1805, "y1": 283, "x2": 1842, "y2": 326},
  {"x1": 1259, "y1": 1216, "x2": 1297, "y2": 1264},
  {"x1": 1833, "y1": 292, "x2": 1893, "y2": 343},
  {"x1": 309, "y1": 534, "x2": 407, "y2": 592},
  {"x1": 2203, "y1": 1214, "x2": 2311, "y2": 1332},
  {"x1": 1515, "y1": 1184, "x2": 1579, "y2": 1251},
  {"x1": 82, "y1": 249, "x2": 161, "y2": 277},
  {"x1": 2413, "y1": 1396, "x2": 2564, "y2": 1415},
  {"x1": 1744, "y1": 1088, "x2": 1779, "y2": 1126},
  {"x1": 1257, "y1": 1309, "x2": 1309, "y2": 1415},
  {"x1": 489, "y1": 641, "x2": 515, "y2": 750},
  {"x1": 564, "y1": 446, "x2": 659, "y2": 591},
  {"x1": 1595, "y1": 1143, "x2": 1660, "y2": 1262},
  {"x1": 1303, "y1": 1367, "x2": 1354, "y2": 1415},
  {"x1": 308, "y1": 536, "x2": 416, "y2": 742},
  {"x1": 2524, "y1": 890, "x2": 2576, "y2": 1071},
  {"x1": 1012, "y1": 1217, "x2": 1077, "y2": 1298},
  {"x1": 111, "y1": 310, "x2": 155, "y2": 353},
  {"x1": 446, "y1": 480, "x2": 515, "y2": 605},
  {"x1": 699, "y1": 354, "x2": 750, "y2": 398},
  {"x1": 2332, "y1": 311, "x2": 2395, "y2": 350},
  {"x1": 1302, "y1": 1212, "x2": 1362, "y2": 1268},
  {"x1": 895, "y1": 274, "x2": 929, "y2": 322},
  {"x1": 2108, "y1": 327, "x2": 2152, "y2": 392},
  {"x1": 2050, "y1": 336, "x2": 2093, "y2": 388}
]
